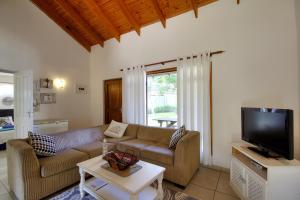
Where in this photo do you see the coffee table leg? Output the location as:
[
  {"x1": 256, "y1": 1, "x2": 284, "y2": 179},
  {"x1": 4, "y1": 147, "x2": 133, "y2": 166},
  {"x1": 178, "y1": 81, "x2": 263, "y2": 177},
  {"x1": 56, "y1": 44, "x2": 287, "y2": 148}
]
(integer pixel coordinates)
[
  {"x1": 79, "y1": 168, "x2": 85, "y2": 199},
  {"x1": 157, "y1": 173, "x2": 164, "y2": 200}
]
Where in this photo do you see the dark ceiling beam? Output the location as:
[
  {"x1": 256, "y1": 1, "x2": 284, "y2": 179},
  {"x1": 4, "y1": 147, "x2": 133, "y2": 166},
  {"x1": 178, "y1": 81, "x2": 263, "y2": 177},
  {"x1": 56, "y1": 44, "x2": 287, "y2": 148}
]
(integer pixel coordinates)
[
  {"x1": 190, "y1": 0, "x2": 198, "y2": 18},
  {"x1": 54, "y1": 0, "x2": 104, "y2": 47},
  {"x1": 31, "y1": 0, "x2": 91, "y2": 51},
  {"x1": 116, "y1": 0, "x2": 141, "y2": 35},
  {"x1": 149, "y1": 0, "x2": 166, "y2": 28},
  {"x1": 84, "y1": 0, "x2": 121, "y2": 42}
]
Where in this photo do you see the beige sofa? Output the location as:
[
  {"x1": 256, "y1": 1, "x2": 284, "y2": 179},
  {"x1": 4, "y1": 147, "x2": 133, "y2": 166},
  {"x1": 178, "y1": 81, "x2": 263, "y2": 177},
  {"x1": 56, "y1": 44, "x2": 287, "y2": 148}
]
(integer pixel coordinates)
[{"x1": 7, "y1": 124, "x2": 200, "y2": 200}]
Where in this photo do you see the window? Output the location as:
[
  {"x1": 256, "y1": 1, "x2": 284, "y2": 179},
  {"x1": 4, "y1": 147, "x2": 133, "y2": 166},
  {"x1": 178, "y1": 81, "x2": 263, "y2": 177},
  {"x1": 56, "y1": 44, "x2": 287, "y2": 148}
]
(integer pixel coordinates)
[{"x1": 146, "y1": 69, "x2": 177, "y2": 128}]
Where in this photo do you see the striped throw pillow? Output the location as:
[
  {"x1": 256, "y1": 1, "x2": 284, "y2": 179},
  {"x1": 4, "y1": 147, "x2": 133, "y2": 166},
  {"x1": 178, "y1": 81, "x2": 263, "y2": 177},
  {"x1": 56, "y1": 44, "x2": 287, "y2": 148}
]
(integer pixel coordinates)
[
  {"x1": 29, "y1": 132, "x2": 56, "y2": 156},
  {"x1": 169, "y1": 125, "x2": 186, "y2": 150}
]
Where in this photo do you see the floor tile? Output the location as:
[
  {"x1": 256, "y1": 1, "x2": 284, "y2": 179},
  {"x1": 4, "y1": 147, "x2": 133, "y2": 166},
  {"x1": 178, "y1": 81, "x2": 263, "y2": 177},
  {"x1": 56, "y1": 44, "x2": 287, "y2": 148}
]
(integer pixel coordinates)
[
  {"x1": 0, "y1": 151, "x2": 6, "y2": 158},
  {"x1": 184, "y1": 184, "x2": 215, "y2": 200},
  {"x1": 191, "y1": 167, "x2": 221, "y2": 190},
  {"x1": 0, "y1": 176, "x2": 9, "y2": 191},
  {"x1": 0, "y1": 181, "x2": 8, "y2": 195},
  {"x1": 216, "y1": 173, "x2": 238, "y2": 197},
  {"x1": 0, "y1": 151, "x2": 8, "y2": 191},
  {"x1": 214, "y1": 192, "x2": 240, "y2": 200},
  {"x1": 0, "y1": 193, "x2": 13, "y2": 200}
]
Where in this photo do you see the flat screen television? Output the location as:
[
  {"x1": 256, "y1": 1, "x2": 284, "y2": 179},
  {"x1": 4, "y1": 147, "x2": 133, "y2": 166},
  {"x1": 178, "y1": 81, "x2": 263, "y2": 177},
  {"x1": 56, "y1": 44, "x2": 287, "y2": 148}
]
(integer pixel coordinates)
[{"x1": 241, "y1": 107, "x2": 293, "y2": 160}]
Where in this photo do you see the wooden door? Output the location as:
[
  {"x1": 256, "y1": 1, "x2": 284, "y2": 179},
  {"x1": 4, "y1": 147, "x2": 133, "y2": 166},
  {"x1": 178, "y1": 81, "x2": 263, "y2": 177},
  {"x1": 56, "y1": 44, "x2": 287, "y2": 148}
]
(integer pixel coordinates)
[{"x1": 104, "y1": 78, "x2": 122, "y2": 124}]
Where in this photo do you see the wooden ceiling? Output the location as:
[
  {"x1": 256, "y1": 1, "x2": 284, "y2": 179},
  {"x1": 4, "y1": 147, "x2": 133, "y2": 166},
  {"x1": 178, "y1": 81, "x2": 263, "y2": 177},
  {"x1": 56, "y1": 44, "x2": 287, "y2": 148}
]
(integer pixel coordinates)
[{"x1": 31, "y1": 0, "x2": 219, "y2": 51}]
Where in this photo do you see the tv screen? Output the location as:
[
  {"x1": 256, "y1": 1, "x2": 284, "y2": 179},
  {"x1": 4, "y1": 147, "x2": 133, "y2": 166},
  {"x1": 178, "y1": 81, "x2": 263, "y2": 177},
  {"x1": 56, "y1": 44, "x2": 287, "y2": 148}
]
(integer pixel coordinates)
[{"x1": 241, "y1": 107, "x2": 293, "y2": 160}]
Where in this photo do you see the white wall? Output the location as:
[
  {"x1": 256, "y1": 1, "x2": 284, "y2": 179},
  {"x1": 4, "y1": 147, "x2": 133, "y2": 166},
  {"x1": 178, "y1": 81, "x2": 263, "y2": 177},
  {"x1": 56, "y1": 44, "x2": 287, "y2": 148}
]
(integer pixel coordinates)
[
  {"x1": 0, "y1": 73, "x2": 13, "y2": 84},
  {"x1": 90, "y1": 0, "x2": 300, "y2": 168},
  {"x1": 295, "y1": 0, "x2": 300, "y2": 142},
  {"x1": 0, "y1": 0, "x2": 92, "y2": 129}
]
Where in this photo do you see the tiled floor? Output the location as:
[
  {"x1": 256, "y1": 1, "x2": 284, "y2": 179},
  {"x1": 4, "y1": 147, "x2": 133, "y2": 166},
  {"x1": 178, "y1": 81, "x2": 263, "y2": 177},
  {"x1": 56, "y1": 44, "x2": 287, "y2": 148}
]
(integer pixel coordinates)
[
  {"x1": 0, "y1": 150, "x2": 239, "y2": 200},
  {"x1": 166, "y1": 167, "x2": 240, "y2": 200},
  {"x1": 0, "y1": 150, "x2": 11, "y2": 200}
]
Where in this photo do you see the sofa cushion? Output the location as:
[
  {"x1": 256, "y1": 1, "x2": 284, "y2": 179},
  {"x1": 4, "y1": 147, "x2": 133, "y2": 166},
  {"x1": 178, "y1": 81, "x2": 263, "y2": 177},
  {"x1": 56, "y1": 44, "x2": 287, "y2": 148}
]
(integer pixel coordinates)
[
  {"x1": 117, "y1": 139, "x2": 154, "y2": 158},
  {"x1": 52, "y1": 127, "x2": 104, "y2": 152},
  {"x1": 124, "y1": 124, "x2": 139, "y2": 138},
  {"x1": 39, "y1": 149, "x2": 89, "y2": 177},
  {"x1": 137, "y1": 125, "x2": 174, "y2": 145},
  {"x1": 141, "y1": 143, "x2": 174, "y2": 165},
  {"x1": 73, "y1": 141, "x2": 116, "y2": 158},
  {"x1": 105, "y1": 135, "x2": 135, "y2": 143}
]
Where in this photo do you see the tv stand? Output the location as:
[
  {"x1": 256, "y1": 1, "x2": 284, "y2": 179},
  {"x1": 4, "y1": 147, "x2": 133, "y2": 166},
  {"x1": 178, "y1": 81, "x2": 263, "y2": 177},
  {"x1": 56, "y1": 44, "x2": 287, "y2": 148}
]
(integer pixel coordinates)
[
  {"x1": 247, "y1": 146, "x2": 279, "y2": 159},
  {"x1": 230, "y1": 143, "x2": 300, "y2": 200}
]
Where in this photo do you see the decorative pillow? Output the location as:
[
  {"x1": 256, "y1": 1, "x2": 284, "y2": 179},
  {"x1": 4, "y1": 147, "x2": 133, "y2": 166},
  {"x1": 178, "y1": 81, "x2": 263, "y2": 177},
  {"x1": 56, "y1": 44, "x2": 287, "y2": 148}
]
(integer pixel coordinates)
[
  {"x1": 104, "y1": 120, "x2": 128, "y2": 138},
  {"x1": 169, "y1": 125, "x2": 186, "y2": 150},
  {"x1": 28, "y1": 132, "x2": 56, "y2": 156}
]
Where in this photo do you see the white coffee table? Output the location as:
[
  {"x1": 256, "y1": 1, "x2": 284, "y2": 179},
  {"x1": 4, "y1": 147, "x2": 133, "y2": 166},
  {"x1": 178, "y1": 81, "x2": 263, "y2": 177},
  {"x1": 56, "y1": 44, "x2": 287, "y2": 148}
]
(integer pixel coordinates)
[{"x1": 77, "y1": 155, "x2": 165, "y2": 200}]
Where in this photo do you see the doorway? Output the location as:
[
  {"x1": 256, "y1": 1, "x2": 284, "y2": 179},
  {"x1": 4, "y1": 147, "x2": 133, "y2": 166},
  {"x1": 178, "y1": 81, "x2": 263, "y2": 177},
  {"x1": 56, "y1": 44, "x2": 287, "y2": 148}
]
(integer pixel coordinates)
[
  {"x1": 104, "y1": 78, "x2": 122, "y2": 124},
  {"x1": 0, "y1": 70, "x2": 33, "y2": 144},
  {"x1": 0, "y1": 72, "x2": 15, "y2": 150}
]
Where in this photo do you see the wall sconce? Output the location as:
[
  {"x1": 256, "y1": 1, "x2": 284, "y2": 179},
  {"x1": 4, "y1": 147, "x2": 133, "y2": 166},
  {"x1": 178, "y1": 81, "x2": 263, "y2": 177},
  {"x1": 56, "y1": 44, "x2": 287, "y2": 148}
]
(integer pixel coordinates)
[{"x1": 54, "y1": 78, "x2": 66, "y2": 89}]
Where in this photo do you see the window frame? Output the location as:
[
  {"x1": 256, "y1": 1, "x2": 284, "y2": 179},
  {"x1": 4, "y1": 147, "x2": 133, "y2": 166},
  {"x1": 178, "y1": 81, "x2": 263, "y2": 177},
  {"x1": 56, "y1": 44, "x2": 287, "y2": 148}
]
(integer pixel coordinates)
[{"x1": 146, "y1": 67, "x2": 177, "y2": 127}]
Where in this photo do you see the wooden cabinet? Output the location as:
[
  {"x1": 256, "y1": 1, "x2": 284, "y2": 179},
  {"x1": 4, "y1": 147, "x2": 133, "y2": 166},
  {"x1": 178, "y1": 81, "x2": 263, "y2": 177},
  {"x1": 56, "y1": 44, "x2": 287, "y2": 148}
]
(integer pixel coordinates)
[
  {"x1": 230, "y1": 144, "x2": 300, "y2": 200},
  {"x1": 246, "y1": 170, "x2": 265, "y2": 200},
  {"x1": 231, "y1": 158, "x2": 246, "y2": 196}
]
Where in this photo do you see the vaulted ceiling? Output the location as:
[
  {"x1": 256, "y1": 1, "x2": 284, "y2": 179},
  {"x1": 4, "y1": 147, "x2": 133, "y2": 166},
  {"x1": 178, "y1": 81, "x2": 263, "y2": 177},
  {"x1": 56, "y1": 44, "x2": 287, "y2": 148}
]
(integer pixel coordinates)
[{"x1": 31, "y1": 0, "x2": 218, "y2": 51}]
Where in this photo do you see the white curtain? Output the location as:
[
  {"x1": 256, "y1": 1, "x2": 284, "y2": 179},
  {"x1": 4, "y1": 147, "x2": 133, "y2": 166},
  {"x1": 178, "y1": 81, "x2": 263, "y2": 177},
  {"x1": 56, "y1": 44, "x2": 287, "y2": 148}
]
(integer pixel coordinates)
[
  {"x1": 177, "y1": 52, "x2": 212, "y2": 166},
  {"x1": 122, "y1": 66, "x2": 146, "y2": 124}
]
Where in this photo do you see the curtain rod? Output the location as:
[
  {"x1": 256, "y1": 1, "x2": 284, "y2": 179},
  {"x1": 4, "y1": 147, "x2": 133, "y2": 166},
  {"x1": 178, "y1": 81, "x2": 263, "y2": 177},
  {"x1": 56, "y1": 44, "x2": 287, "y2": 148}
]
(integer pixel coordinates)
[{"x1": 120, "y1": 50, "x2": 224, "y2": 71}]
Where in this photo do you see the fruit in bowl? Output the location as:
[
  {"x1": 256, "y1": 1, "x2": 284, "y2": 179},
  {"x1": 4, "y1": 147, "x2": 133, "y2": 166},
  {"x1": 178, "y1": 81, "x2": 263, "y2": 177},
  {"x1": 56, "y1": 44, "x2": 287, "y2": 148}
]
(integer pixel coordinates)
[{"x1": 103, "y1": 151, "x2": 139, "y2": 171}]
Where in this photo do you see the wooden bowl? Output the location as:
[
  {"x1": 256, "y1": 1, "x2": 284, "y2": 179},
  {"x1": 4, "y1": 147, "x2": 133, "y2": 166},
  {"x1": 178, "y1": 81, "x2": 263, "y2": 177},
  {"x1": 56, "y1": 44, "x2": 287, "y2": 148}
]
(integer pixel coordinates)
[{"x1": 103, "y1": 151, "x2": 139, "y2": 171}]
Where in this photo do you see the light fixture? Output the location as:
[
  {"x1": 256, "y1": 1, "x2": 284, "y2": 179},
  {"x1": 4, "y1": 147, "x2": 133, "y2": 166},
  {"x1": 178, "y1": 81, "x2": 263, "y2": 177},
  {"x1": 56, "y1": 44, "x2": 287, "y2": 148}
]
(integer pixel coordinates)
[{"x1": 54, "y1": 78, "x2": 66, "y2": 89}]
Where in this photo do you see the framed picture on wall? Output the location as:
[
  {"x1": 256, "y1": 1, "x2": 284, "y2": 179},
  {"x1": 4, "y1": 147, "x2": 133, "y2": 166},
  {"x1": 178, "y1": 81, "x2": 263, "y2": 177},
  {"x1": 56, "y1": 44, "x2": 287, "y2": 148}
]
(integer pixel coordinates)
[
  {"x1": 40, "y1": 78, "x2": 53, "y2": 89},
  {"x1": 40, "y1": 93, "x2": 56, "y2": 104}
]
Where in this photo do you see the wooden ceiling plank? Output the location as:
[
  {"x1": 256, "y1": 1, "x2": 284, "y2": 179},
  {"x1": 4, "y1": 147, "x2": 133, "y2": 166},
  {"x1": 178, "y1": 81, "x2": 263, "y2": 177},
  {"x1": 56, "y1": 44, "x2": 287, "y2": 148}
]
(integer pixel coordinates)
[
  {"x1": 54, "y1": 0, "x2": 104, "y2": 47},
  {"x1": 116, "y1": 0, "x2": 141, "y2": 35},
  {"x1": 190, "y1": 0, "x2": 198, "y2": 18},
  {"x1": 31, "y1": 0, "x2": 91, "y2": 51},
  {"x1": 84, "y1": 0, "x2": 121, "y2": 42},
  {"x1": 149, "y1": 0, "x2": 166, "y2": 28}
]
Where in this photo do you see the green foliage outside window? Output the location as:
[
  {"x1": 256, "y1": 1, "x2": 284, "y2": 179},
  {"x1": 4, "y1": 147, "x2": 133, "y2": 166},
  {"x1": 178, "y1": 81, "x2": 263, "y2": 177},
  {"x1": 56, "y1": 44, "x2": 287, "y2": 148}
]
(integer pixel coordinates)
[
  {"x1": 148, "y1": 73, "x2": 177, "y2": 95},
  {"x1": 154, "y1": 105, "x2": 176, "y2": 113}
]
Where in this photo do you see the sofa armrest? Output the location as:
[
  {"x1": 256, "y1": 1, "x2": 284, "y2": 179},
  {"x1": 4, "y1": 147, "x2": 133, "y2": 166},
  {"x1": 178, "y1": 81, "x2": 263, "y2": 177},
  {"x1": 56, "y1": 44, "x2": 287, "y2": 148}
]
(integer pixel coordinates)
[
  {"x1": 174, "y1": 131, "x2": 200, "y2": 182},
  {"x1": 7, "y1": 139, "x2": 40, "y2": 178},
  {"x1": 7, "y1": 139, "x2": 40, "y2": 199}
]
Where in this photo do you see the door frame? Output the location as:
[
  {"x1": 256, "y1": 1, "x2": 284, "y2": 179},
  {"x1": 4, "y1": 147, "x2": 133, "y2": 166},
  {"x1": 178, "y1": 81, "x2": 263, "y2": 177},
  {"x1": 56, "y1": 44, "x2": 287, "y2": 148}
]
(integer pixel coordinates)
[
  {"x1": 14, "y1": 70, "x2": 33, "y2": 138},
  {"x1": 104, "y1": 78, "x2": 122, "y2": 124}
]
